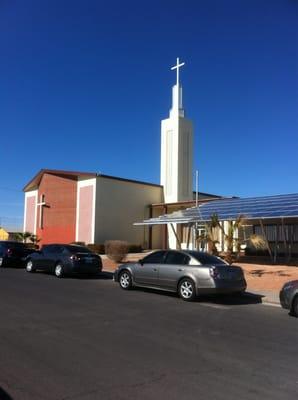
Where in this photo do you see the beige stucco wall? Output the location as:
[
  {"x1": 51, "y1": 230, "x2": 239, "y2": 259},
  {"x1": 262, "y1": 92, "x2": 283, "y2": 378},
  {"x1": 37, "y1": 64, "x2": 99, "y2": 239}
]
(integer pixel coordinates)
[
  {"x1": 94, "y1": 177, "x2": 163, "y2": 249},
  {"x1": 0, "y1": 228, "x2": 9, "y2": 241}
]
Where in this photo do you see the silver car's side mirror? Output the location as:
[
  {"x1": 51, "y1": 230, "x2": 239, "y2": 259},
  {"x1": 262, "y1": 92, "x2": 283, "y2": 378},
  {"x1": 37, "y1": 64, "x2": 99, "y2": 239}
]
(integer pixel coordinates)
[{"x1": 139, "y1": 259, "x2": 144, "y2": 265}]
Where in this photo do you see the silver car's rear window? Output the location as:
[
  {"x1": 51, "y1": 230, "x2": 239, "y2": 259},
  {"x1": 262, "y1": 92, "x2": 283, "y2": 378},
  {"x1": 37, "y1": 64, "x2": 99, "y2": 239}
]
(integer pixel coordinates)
[{"x1": 187, "y1": 251, "x2": 227, "y2": 265}]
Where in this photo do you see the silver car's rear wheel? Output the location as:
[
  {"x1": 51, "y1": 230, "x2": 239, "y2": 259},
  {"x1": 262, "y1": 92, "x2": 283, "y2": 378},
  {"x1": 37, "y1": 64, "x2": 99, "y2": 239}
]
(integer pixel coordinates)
[
  {"x1": 178, "y1": 278, "x2": 196, "y2": 301},
  {"x1": 26, "y1": 260, "x2": 35, "y2": 273},
  {"x1": 119, "y1": 271, "x2": 132, "y2": 290}
]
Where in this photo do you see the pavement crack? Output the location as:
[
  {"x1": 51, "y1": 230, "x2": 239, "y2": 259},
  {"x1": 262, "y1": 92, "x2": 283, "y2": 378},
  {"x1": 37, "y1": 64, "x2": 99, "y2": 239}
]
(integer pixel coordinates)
[{"x1": 60, "y1": 387, "x2": 102, "y2": 400}]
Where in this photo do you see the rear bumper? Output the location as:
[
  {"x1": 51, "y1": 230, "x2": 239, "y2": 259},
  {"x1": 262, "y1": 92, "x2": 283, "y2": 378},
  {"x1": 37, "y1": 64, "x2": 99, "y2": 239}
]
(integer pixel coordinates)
[
  {"x1": 0, "y1": 256, "x2": 26, "y2": 267},
  {"x1": 68, "y1": 262, "x2": 102, "y2": 275},
  {"x1": 196, "y1": 279, "x2": 247, "y2": 295}
]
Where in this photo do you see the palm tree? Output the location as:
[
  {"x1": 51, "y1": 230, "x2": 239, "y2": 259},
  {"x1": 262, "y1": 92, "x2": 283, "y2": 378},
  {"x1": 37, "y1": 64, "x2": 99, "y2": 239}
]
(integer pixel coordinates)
[
  {"x1": 14, "y1": 232, "x2": 40, "y2": 246},
  {"x1": 15, "y1": 231, "x2": 32, "y2": 243},
  {"x1": 29, "y1": 234, "x2": 40, "y2": 246},
  {"x1": 196, "y1": 214, "x2": 221, "y2": 256},
  {"x1": 221, "y1": 216, "x2": 245, "y2": 264},
  {"x1": 198, "y1": 214, "x2": 267, "y2": 265}
]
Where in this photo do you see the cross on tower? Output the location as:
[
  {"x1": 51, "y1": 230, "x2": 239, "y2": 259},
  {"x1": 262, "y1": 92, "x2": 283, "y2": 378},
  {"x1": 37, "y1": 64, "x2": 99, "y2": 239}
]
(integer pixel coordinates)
[
  {"x1": 171, "y1": 57, "x2": 185, "y2": 86},
  {"x1": 37, "y1": 194, "x2": 47, "y2": 229}
]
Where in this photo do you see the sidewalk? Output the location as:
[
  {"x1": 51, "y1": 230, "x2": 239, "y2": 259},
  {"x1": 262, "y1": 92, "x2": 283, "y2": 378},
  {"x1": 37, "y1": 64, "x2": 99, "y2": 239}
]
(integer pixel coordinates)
[
  {"x1": 246, "y1": 290, "x2": 280, "y2": 305},
  {"x1": 101, "y1": 254, "x2": 298, "y2": 306},
  {"x1": 237, "y1": 263, "x2": 298, "y2": 306}
]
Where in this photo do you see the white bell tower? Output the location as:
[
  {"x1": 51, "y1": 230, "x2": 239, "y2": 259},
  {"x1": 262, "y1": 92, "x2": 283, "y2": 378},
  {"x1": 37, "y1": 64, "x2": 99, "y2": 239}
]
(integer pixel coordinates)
[{"x1": 160, "y1": 58, "x2": 193, "y2": 203}]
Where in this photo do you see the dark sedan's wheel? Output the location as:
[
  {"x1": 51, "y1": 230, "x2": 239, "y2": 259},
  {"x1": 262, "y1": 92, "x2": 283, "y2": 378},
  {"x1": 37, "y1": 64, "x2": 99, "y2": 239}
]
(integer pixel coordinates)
[
  {"x1": 54, "y1": 263, "x2": 64, "y2": 278},
  {"x1": 26, "y1": 260, "x2": 35, "y2": 273},
  {"x1": 178, "y1": 278, "x2": 196, "y2": 301},
  {"x1": 291, "y1": 296, "x2": 298, "y2": 317},
  {"x1": 119, "y1": 270, "x2": 132, "y2": 290}
]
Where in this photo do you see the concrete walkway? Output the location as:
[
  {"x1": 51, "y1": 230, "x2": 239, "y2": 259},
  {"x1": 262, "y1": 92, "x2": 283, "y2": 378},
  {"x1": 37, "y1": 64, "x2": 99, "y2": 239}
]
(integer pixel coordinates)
[
  {"x1": 246, "y1": 290, "x2": 281, "y2": 306},
  {"x1": 238, "y1": 262, "x2": 298, "y2": 306}
]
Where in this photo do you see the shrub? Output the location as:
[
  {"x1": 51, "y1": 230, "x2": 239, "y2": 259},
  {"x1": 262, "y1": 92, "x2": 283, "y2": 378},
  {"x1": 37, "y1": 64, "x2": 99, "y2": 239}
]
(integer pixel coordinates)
[
  {"x1": 245, "y1": 247, "x2": 270, "y2": 256},
  {"x1": 87, "y1": 243, "x2": 105, "y2": 254},
  {"x1": 70, "y1": 241, "x2": 86, "y2": 246},
  {"x1": 25, "y1": 243, "x2": 38, "y2": 249},
  {"x1": 105, "y1": 240, "x2": 129, "y2": 262}
]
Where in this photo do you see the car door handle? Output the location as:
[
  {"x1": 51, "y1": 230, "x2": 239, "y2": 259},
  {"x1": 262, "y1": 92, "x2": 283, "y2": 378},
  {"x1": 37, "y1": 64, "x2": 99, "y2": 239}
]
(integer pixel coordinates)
[
  {"x1": 178, "y1": 268, "x2": 185, "y2": 272},
  {"x1": 153, "y1": 268, "x2": 157, "y2": 271}
]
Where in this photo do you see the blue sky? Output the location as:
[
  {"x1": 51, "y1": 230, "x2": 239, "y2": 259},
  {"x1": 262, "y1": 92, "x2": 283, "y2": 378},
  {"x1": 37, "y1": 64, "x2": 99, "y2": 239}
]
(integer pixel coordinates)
[{"x1": 0, "y1": 0, "x2": 297, "y2": 230}]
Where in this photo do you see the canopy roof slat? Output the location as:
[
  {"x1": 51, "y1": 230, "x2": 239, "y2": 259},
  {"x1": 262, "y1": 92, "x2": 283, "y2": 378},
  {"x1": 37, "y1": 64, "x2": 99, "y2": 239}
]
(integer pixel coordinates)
[{"x1": 134, "y1": 193, "x2": 298, "y2": 226}]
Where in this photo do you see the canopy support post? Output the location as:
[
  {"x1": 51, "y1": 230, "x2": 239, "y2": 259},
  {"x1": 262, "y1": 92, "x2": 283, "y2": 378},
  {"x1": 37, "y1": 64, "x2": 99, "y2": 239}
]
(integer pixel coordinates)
[
  {"x1": 274, "y1": 224, "x2": 278, "y2": 264},
  {"x1": 259, "y1": 219, "x2": 273, "y2": 263},
  {"x1": 186, "y1": 223, "x2": 192, "y2": 249},
  {"x1": 281, "y1": 218, "x2": 291, "y2": 264},
  {"x1": 170, "y1": 223, "x2": 181, "y2": 250}
]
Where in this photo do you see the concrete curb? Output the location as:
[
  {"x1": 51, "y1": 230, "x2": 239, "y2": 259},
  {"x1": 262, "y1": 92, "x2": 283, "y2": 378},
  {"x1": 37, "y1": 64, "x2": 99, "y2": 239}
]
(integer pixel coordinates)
[{"x1": 246, "y1": 290, "x2": 281, "y2": 307}]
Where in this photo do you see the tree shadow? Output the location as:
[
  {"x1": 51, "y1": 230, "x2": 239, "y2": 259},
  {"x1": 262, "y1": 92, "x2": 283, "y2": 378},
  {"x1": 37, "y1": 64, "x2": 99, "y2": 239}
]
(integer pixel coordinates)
[
  {"x1": 0, "y1": 387, "x2": 13, "y2": 400},
  {"x1": 250, "y1": 269, "x2": 290, "y2": 277}
]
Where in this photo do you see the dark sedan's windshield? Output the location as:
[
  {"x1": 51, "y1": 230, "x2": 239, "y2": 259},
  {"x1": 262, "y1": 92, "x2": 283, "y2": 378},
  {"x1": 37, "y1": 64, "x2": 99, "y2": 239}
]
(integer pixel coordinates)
[
  {"x1": 65, "y1": 245, "x2": 92, "y2": 254},
  {"x1": 187, "y1": 251, "x2": 228, "y2": 265}
]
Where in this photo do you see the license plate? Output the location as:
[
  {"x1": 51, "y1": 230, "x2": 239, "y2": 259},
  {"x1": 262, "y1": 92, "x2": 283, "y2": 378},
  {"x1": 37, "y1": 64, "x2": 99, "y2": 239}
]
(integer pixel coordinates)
[{"x1": 85, "y1": 258, "x2": 93, "y2": 263}]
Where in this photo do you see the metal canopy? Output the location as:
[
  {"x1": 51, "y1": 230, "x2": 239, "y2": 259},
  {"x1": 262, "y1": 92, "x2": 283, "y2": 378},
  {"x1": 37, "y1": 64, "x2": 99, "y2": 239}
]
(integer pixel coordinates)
[{"x1": 135, "y1": 193, "x2": 298, "y2": 226}]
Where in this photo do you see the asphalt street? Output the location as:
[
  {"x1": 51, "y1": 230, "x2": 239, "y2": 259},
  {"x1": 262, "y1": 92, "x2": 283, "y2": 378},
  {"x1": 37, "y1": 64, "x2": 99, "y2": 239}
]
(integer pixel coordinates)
[{"x1": 0, "y1": 268, "x2": 297, "y2": 400}]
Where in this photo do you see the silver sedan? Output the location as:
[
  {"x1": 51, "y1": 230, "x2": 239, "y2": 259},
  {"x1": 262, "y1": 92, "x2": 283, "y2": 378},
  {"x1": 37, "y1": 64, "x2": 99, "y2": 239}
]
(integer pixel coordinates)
[
  {"x1": 280, "y1": 280, "x2": 298, "y2": 317},
  {"x1": 114, "y1": 250, "x2": 247, "y2": 301}
]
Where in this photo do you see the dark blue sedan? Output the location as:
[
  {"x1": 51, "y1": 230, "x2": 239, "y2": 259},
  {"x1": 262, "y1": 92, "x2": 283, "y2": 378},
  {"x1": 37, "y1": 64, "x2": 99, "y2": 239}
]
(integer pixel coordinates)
[
  {"x1": 0, "y1": 241, "x2": 35, "y2": 268},
  {"x1": 26, "y1": 244, "x2": 102, "y2": 278}
]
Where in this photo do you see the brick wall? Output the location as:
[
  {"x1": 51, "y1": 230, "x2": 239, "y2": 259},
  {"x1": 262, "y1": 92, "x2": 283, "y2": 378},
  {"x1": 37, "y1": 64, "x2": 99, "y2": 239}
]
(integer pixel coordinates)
[{"x1": 36, "y1": 173, "x2": 77, "y2": 245}]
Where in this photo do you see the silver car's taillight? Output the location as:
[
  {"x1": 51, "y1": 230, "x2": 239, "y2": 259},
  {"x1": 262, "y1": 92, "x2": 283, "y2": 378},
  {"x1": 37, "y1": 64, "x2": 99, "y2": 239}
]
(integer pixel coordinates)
[{"x1": 209, "y1": 266, "x2": 220, "y2": 279}]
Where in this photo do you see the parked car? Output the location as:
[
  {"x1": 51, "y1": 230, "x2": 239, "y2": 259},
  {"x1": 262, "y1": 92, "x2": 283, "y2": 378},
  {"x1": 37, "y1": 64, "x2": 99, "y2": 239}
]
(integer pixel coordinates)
[
  {"x1": 114, "y1": 250, "x2": 247, "y2": 301},
  {"x1": 279, "y1": 280, "x2": 298, "y2": 317},
  {"x1": 26, "y1": 244, "x2": 102, "y2": 278},
  {"x1": 0, "y1": 241, "x2": 35, "y2": 268}
]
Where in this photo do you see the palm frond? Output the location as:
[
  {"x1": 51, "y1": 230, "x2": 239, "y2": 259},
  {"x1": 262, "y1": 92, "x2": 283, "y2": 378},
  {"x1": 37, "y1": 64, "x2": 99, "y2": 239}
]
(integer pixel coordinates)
[{"x1": 249, "y1": 234, "x2": 267, "y2": 249}]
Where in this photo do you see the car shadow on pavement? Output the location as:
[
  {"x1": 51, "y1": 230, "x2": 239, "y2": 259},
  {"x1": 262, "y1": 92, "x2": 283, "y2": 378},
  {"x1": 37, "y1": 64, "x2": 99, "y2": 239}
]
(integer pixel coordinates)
[
  {"x1": 0, "y1": 387, "x2": 13, "y2": 400},
  {"x1": 69, "y1": 271, "x2": 114, "y2": 280},
  {"x1": 196, "y1": 292, "x2": 263, "y2": 306},
  {"x1": 133, "y1": 287, "x2": 263, "y2": 305}
]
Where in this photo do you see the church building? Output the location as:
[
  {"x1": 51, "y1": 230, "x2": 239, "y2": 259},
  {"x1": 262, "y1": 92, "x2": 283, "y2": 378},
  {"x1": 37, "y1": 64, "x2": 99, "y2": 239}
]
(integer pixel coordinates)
[
  {"x1": 23, "y1": 170, "x2": 164, "y2": 248},
  {"x1": 23, "y1": 58, "x2": 220, "y2": 248}
]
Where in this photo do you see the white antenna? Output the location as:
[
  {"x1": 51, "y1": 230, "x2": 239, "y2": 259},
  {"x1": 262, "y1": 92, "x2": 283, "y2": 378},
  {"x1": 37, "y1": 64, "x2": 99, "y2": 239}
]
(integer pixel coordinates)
[{"x1": 195, "y1": 170, "x2": 199, "y2": 208}]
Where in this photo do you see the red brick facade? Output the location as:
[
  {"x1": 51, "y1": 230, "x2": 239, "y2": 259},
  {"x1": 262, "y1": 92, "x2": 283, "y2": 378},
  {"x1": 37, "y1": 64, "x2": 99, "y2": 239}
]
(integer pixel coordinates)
[{"x1": 36, "y1": 173, "x2": 77, "y2": 245}]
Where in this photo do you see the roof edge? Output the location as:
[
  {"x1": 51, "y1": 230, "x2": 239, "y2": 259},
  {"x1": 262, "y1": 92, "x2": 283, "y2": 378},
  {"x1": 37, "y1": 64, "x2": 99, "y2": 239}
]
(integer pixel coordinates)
[{"x1": 23, "y1": 169, "x2": 97, "y2": 192}]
